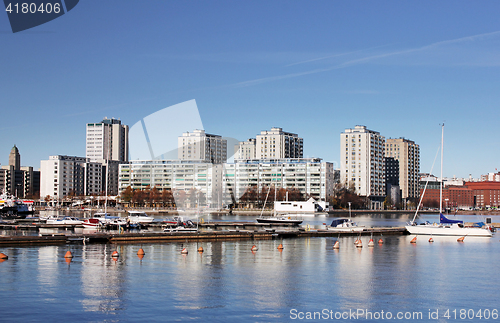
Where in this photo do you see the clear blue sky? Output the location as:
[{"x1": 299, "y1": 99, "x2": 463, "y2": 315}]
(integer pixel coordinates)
[{"x1": 1, "y1": 1, "x2": 499, "y2": 178}]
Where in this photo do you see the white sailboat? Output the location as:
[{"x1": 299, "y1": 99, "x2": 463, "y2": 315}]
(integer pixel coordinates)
[{"x1": 405, "y1": 125, "x2": 492, "y2": 237}]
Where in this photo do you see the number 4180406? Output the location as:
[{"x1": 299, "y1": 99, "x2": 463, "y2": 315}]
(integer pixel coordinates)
[
  {"x1": 444, "y1": 309, "x2": 498, "y2": 320},
  {"x1": 5, "y1": 2, "x2": 61, "y2": 14}
]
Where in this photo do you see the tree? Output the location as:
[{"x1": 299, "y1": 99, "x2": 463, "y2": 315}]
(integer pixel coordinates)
[{"x1": 120, "y1": 186, "x2": 134, "y2": 203}]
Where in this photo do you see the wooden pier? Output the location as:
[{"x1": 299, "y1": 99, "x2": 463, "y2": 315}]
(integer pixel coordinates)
[{"x1": 0, "y1": 221, "x2": 407, "y2": 245}]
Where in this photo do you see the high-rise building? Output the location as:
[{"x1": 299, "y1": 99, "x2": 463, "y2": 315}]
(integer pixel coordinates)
[
  {"x1": 86, "y1": 117, "x2": 129, "y2": 162},
  {"x1": 234, "y1": 138, "x2": 256, "y2": 160},
  {"x1": 255, "y1": 127, "x2": 303, "y2": 159},
  {"x1": 384, "y1": 157, "x2": 401, "y2": 205},
  {"x1": 9, "y1": 145, "x2": 20, "y2": 171},
  {"x1": 235, "y1": 127, "x2": 303, "y2": 160},
  {"x1": 178, "y1": 129, "x2": 227, "y2": 164},
  {"x1": 340, "y1": 125, "x2": 385, "y2": 208},
  {"x1": 385, "y1": 138, "x2": 420, "y2": 200},
  {"x1": 0, "y1": 146, "x2": 40, "y2": 198}
]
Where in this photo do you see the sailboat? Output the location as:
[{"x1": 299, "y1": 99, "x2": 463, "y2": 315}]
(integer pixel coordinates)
[
  {"x1": 256, "y1": 185, "x2": 303, "y2": 224},
  {"x1": 405, "y1": 125, "x2": 492, "y2": 237}
]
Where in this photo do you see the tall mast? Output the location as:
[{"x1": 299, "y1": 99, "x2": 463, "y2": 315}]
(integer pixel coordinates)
[{"x1": 439, "y1": 124, "x2": 444, "y2": 214}]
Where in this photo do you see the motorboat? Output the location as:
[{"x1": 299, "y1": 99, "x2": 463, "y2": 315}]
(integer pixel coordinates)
[
  {"x1": 127, "y1": 211, "x2": 155, "y2": 224},
  {"x1": 0, "y1": 195, "x2": 33, "y2": 218},
  {"x1": 163, "y1": 226, "x2": 198, "y2": 233},
  {"x1": 91, "y1": 212, "x2": 126, "y2": 225},
  {"x1": 326, "y1": 218, "x2": 364, "y2": 232},
  {"x1": 46, "y1": 216, "x2": 83, "y2": 225},
  {"x1": 82, "y1": 218, "x2": 101, "y2": 228}
]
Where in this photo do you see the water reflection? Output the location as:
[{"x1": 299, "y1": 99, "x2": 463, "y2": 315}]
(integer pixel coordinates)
[{"x1": 0, "y1": 234, "x2": 498, "y2": 322}]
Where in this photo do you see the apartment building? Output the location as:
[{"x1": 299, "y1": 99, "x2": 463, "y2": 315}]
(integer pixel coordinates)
[
  {"x1": 222, "y1": 158, "x2": 335, "y2": 204},
  {"x1": 235, "y1": 127, "x2": 303, "y2": 160},
  {"x1": 234, "y1": 138, "x2": 256, "y2": 160},
  {"x1": 118, "y1": 160, "x2": 224, "y2": 208},
  {"x1": 340, "y1": 125, "x2": 385, "y2": 208},
  {"x1": 385, "y1": 138, "x2": 420, "y2": 200},
  {"x1": 86, "y1": 117, "x2": 129, "y2": 162},
  {"x1": 178, "y1": 130, "x2": 227, "y2": 164},
  {"x1": 40, "y1": 155, "x2": 104, "y2": 198}
]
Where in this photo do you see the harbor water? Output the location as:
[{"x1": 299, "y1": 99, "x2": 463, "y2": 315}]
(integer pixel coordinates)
[{"x1": 0, "y1": 216, "x2": 499, "y2": 322}]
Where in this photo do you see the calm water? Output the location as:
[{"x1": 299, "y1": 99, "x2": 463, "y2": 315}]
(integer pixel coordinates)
[{"x1": 0, "y1": 233, "x2": 499, "y2": 322}]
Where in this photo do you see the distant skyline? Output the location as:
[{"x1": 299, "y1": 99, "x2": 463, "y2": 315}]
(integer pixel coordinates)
[{"x1": 1, "y1": 1, "x2": 500, "y2": 178}]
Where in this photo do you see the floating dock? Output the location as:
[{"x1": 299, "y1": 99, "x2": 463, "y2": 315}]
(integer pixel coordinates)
[{"x1": 0, "y1": 221, "x2": 407, "y2": 245}]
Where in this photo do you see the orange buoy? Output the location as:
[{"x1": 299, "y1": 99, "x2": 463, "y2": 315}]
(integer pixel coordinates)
[
  {"x1": 137, "y1": 254, "x2": 144, "y2": 260},
  {"x1": 251, "y1": 245, "x2": 258, "y2": 251},
  {"x1": 368, "y1": 239, "x2": 375, "y2": 247},
  {"x1": 277, "y1": 244, "x2": 284, "y2": 250},
  {"x1": 429, "y1": 237, "x2": 434, "y2": 243},
  {"x1": 333, "y1": 241, "x2": 340, "y2": 249},
  {"x1": 0, "y1": 252, "x2": 8, "y2": 259},
  {"x1": 356, "y1": 240, "x2": 363, "y2": 248},
  {"x1": 65, "y1": 257, "x2": 72, "y2": 264},
  {"x1": 457, "y1": 236, "x2": 465, "y2": 242},
  {"x1": 410, "y1": 236, "x2": 417, "y2": 244},
  {"x1": 378, "y1": 238, "x2": 383, "y2": 244},
  {"x1": 198, "y1": 246, "x2": 204, "y2": 253},
  {"x1": 354, "y1": 239, "x2": 360, "y2": 245},
  {"x1": 137, "y1": 248, "x2": 145, "y2": 256},
  {"x1": 111, "y1": 251, "x2": 119, "y2": 258},
  {"x1": 64, "y1": 251, "x2": 73, "y2": 258},
  {"x1": 181, "y1": 248, "x2": 188, "y2": 254}
]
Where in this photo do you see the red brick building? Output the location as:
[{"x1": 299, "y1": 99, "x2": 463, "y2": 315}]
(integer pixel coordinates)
[{"x1": 420, "y1": 181, "x2": 500, "y2": 209}]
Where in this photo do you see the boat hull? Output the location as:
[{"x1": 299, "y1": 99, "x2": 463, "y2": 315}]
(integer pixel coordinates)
[
  {"x1": 256, "y1": 218, "x2": 303, "y2": 224},
  {"x1": 405, "y1": 225, "x2": 492, "y2": 237}
]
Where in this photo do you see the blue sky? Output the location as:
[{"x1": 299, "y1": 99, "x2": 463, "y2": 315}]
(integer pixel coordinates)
[{"x1": 1, "y1": 1, "x2": 499, "y2": 178}]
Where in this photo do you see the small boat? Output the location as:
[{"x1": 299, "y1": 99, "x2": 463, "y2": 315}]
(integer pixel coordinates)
[
  {"x1": 0, "y1": 195, "x2": 33, "y2": 218},
  {"x1": 91, "y1": 212, "x2": 127, "y2": 225},
  {"x1": 127, "y1": 211, "x2": 155, "y2": 224},
  {"x1": 326, "y1": 218, "x2": 364, "y2": 232},
  {"x1": 82, "y1": 218, "x2": 101, "y2": 228},
  {"x1": 46, "y1": 216, "x2": 83, "y2": 225}
]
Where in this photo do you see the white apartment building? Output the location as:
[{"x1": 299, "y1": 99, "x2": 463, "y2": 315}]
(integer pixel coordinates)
[
  {"x1": 385, "y1": 138, "x2": 420, "y2": 200},
  {"x1": 222, "y1": 158, "x2": 335, "y2": 204},
  {"x1": 178, "y1": 130, "x2": 227, "y2": 164},
  {"x1": 86, "y1": 117, "x2": 129, "y2": 162},
  {"x1": 234, "y1": 138, "x2": 256, "y2": 160},
  {"x1": 118, "y1": 160, "x2": 223, "y2": 208},
  {"x1": 340, "y1": 126, "x2": 385, "y2": 206},
  {"x1": 255, "y1": 127, "x2": 303, "y2": 159},
  {"x1": 40, "y1": 155, "x2": 103, "y2": 198}
]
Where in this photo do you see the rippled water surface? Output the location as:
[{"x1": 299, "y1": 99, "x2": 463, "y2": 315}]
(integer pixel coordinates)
[{"x1": 1, "y1": 230, "x2": 499, "y2": 322}]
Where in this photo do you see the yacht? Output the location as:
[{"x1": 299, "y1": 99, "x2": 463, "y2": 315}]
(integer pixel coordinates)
[
  {"x1": 127, "y1": 211, "x2": 155, "y2": 224},
  {"x1": 326, "y1": 218, "x2": 364, "y2": 232}
]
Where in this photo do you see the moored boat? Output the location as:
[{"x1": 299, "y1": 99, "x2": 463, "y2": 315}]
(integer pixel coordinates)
[{"x1": 127, "y1": 211, "x2": 155, "y2": 224}]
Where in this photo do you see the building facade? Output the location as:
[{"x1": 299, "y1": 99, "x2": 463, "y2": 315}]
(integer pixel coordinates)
[
  {"x1": 86, "y1": 117, "x2": 129, "y2": 162},
  {"x1": 385, "y1": 138, "x2": 420, "y2": 200},
  {"x1": 384, "y1": 157, "x2": 401, "y2": 205},
  {"x1": 340, "y1": 126, "x2": 385, "y2": 208},
  {"x1": 255, "y1": 127, "x2": 303, "y2": 159},
  {"x1": 234, "y1": 138, "x2": 256, "y2": 160},
  {"x1": 222, "y1": 158, "x2": 335, "y2": 205},
  {"x1": 178, "y1": 130, "x2": 227, "y2": 164},
  {"x1": 40, "y1": 155, "x2": 106, "y2": 199},
  {"x1": 0, "y1": 146, "x2": 40, "y2": 198},
  {"x1": 118, "y1": 160, "x2": 224, "y2": 208}
]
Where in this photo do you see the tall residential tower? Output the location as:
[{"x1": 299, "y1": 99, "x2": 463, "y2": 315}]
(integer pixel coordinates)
[
  {"x1": 340, "y1": 125, "x2": 385, "y2": 209},
  {"x1": 385, "y1": 138, "x2": 420, "y2": 200}
]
